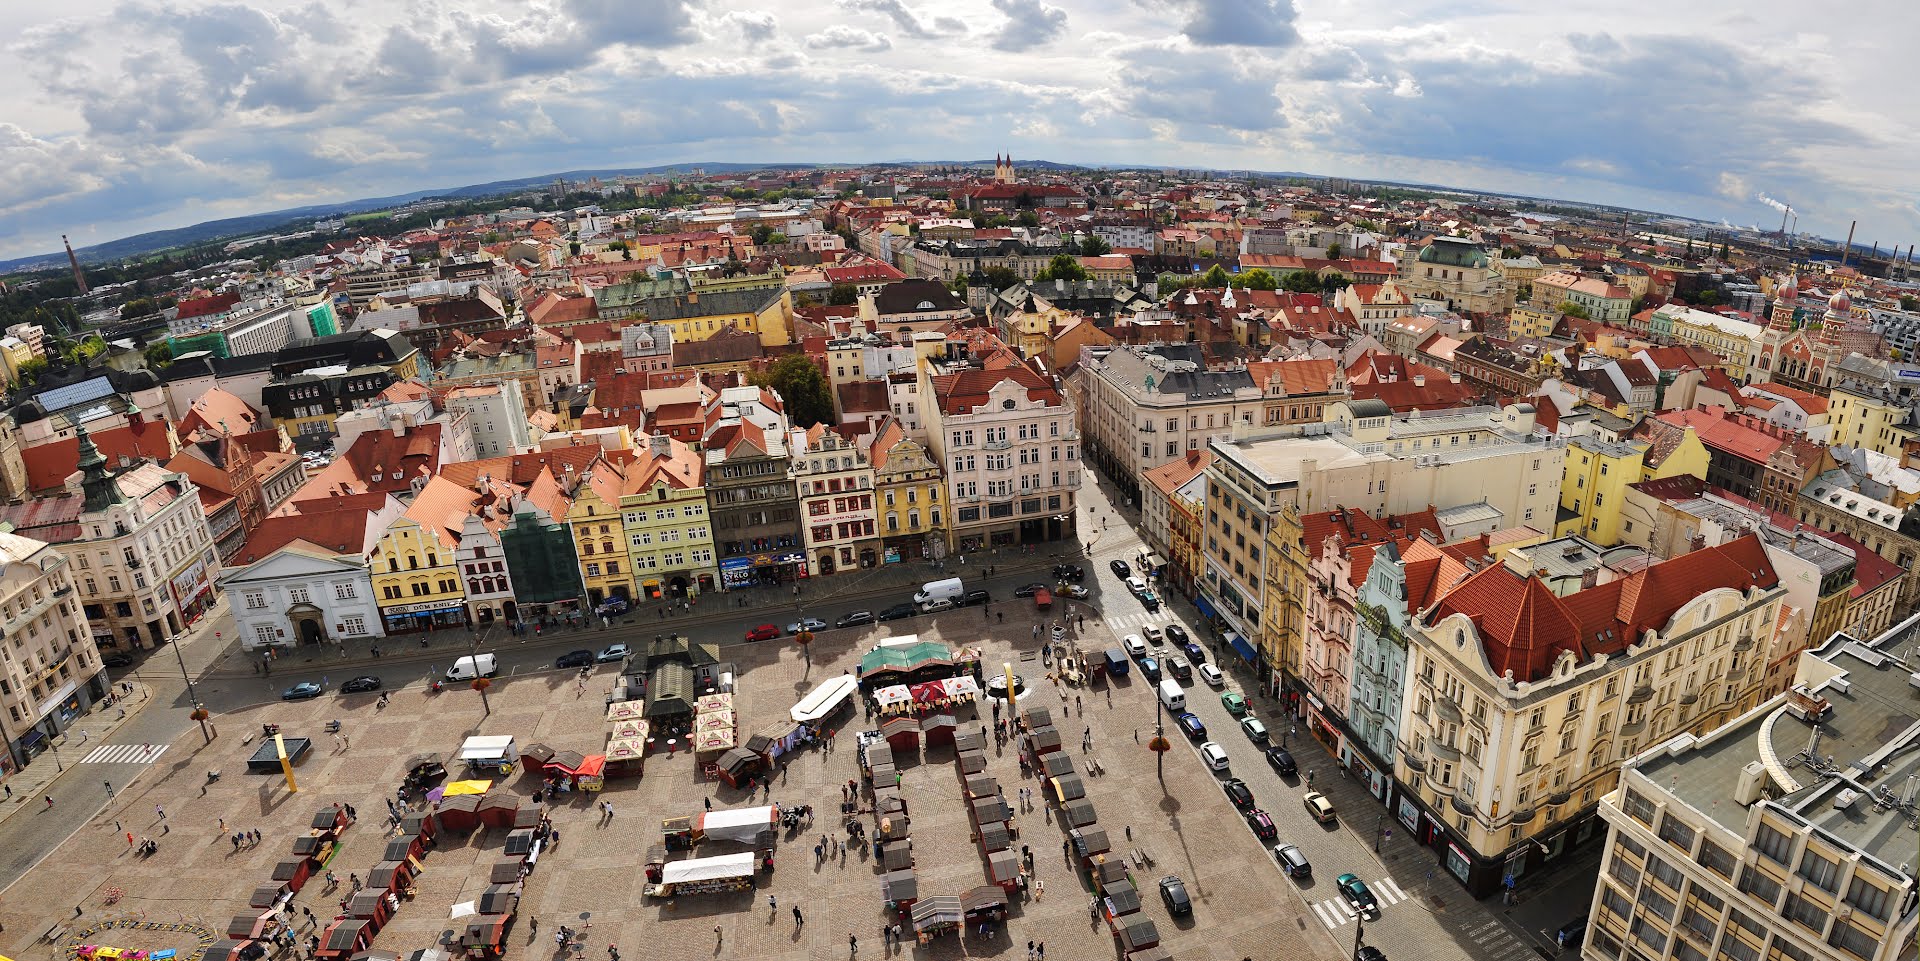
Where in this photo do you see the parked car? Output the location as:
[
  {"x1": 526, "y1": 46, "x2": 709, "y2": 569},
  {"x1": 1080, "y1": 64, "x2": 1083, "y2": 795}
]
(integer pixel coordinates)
[
  {"x1": 961, "y1": 590, "x2": 992, "y2": 606},
  {"x1": 1157, "y1": 875, "x2": 1191, "y2": 916},
  {"x1": 1336, "y1": 874, "x2": 1377, "y2": 914},
  {"x1": 1274, "y1": 843, "x2": 1312, "y2": 879},
  {"x1": 1176, "y1": 712, "x2": 1207, "y2": 739},
  {"x1": 1244, "y1": 808, "x2": 1276, "y2": 841},
  {"x1": 1124, "y1": 575, "x2": 1148, "y2": 594},
  {"x1": 280, "y1": 681, "x2": 323, "y2": 701},
  {"x1": 1221, "y1": 778, "x2": 1255, "y2": 810},
  {"x1": 1198, "y1": 664, "x2": 1225, "y2": 687},
  {"x1": 787, "y1": 617, "x2": 827, "y2": 635},
  {"x1": 1554, "y1": 915, "x2": 1590, "y2": 951},
  {"x1": 1013, "y1": 582, "x2": 1049, "y2": 598},
  {"x1": 1110, "y1": 559, "x2": 1132, "y2": 578},
  {"x1": 836, "y1": 610, "x2": 876, "y2": 628},
  {"x1": 1053, "y1": 564, "x2": 1086, "y2": 582},
  {"x1": 1142, "y1": 625, "x2": 1165, "y2": 645},
  {"x1": 1355, "y1": 948, "x2": 1387, "y2": 961},
  {"x1": 1138, "y1": 657, "x2": 1162, "y2": 683},
  {"x1": 1166, "y1": 655, "x2": 1192, "y2": 682},
  {"x1": 1221, "y1": 692, "x2": 1248, "y2": 716},
  {"x1": 1241, "y1": 717, "x2": 1269, "y2": 744},
  {"x1": 596, "y1": 597, "x2": 628, "y2": 617},
  {"x1": 1199, "y1": 741, "x2": 1230, "y2": 770},
  {"x1": 101, "y1": 652, "x2": 134, "y2": 668},
  {"x1": 556, "y1": 650, "x2": 595, "y2": 669},
  {"x1": 920, "y1": 598, "x2": 955, "y2": 613},
  {"x1": 1140, "y1": 592, "x2": 1161, "y2": 612},
  {"x1": 597, "y1": 643, "x2": 631, "y2": 663},
  {"x1": 1303, "y1": 792, "x2": 1337, "y2": 823},
  {"x1": 878, "y1": 603, "x2": 918, "y2": 621},
  {"x1": 745, "y1": 624, "x2": 780, "y2": 642},
  {"x1": 1059, "y1": 584, "x2": 1091, "y2": 599},
  {"x1": 1123, "y1": 635, "x2": 1149, "y2": 658},
  {"x1": 1163, "y1": 624, "x2": 1190, "y2": 645},
  {"x1": 1265, "y1": 747, "x2": 1298, "y2": 777},
  {"x1": 1182, "y1": 641, "x2": 1207, "y2": 664},
  {"x1": 340, "y1": 675, "x2": 382, "y2": 694}
]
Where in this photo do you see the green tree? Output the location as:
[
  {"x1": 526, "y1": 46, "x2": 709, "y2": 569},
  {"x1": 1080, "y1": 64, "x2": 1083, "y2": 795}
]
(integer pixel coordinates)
[
  {"x1": 1319, "y1": 271, "x2": 1351, "y2": 292},
  {"x1": 750, "y1": 224, "x2": 774, "y2": 245},
  {"x1": 1035, "y1": 255, "x2": 1088, "y2": 284},
  {"x1": 143, "y1": 340, "x2": 173, "y2": 369},
  {"x1": 1016, "y1": 210, "x2": 1040, "y2": 231},
  {"x1": 1080, "y1": 236, "x2": 1113, "y2": 256},
  {"x1": 983, "y1": 266, "x2": 1021, "y2": 292},
  {"x1": 1899, "y1": 295, "x2": 1919, "y2": 312},
  {"x1": 1198, "y1": 264, "x2": 1232, "y2": 289},
  {"x1": 1559, "y1": 300, "x2": 1592, "y2": 320},
  {"x1": 1694, "y1": 290, "x2": 1723, "y2": 307},
  {"x1": 767, "y1": 232, "x2": 788, "y2": 245},
  {"x1": 14, "y1": 356, "x2": 47, "y2": 386},
  {"x1": 119, "y1": 297, "x2": 156, "y2": 319},
  {"x1": 1239, "y1": 268, "x2": 1278, "y2": 291},
  {"x1": 1326, "y1": 242, "x2": 1343, "y2": 260},
  {"x1": 752, "y1": 354, "x2": 836, "y2": 428},
  {"x1": 568, "y1": 241, "x2": 582, "y2": 257},
  {"x1": 828, "y1": 283, "x2": 861, "y2": 306},
  {"x1": 1281, "y1": 270, "x2": 1321, "y2": 293},
  {"x1": 1517, "y1": 283, "x2": 1532, "y2": 302}
]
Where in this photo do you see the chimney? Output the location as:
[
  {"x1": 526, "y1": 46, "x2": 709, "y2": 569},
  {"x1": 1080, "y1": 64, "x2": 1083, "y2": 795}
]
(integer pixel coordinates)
[
  {"x1": 1449, "y1": 371, "x2": 1460, "y2": 384},
  {"x1": 651, "y1": 432, "x2": 673, "y2": 460},
  {"x1": 1580, "y1": 567, "x2": 1599, "y2": 590},
  {"x1": 1413, "y1": 373, "x2": 1426, "y2": 388}
]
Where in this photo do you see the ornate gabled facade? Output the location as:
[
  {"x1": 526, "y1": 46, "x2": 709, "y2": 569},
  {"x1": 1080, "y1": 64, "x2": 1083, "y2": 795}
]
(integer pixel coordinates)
[{"x1": 1753, "y1": 278, "x2": 1886, "y2": 392}]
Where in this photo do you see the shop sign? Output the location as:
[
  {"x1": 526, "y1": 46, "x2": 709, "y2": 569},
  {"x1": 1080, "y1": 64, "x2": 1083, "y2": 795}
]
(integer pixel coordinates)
[
  {"x1": 381, "y1": 600, "x2": 465, "y2": 616},
  {"x1": 169, "y1": 558, "x2": 211, "y2": 608}
]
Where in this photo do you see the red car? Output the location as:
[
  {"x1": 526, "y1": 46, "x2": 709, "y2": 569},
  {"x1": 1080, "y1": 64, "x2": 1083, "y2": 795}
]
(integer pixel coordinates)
[{"x1": 745, "y1": 624, "x2": 780, "y2": 642}]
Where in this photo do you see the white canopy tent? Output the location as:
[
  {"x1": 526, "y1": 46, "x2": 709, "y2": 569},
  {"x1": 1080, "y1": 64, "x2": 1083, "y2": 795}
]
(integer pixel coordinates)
[{"x1": 659, "y1": 852, "x2": 757, "y2": 886}]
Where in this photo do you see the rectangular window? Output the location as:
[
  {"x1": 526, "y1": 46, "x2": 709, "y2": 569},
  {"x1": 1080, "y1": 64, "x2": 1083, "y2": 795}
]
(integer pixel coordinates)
[
  {"x1": 1601, "y1": 887, "x2": 1632, "y2": 921},
  {"x1": 1795, "y1": 850, "x2": 1840, "y2": 892},
  {"x1": 1844, "y1": 874, "x2": 1892, "y2": 920},
  {"x1": 1622, "y1": 789, "x2": 1656, "y2": 824},
  {"x1": 1637, "y1": 884, "x2": 1676, "y2": 922},
  {"x1": 1658, "y1": 815, "x2": 1697, "y2": 853},
  {"x1": 1629, "y1": 915, "x2": 1668, "y2": 953},
  {"x1": 1697, "y1": 840, "x2": 1736, "y2": 878},
  {"x1": 1828, "y1": 920, "x2": 1879, "y2": 960},
  {"x1": 1752, "y1": 823, "x2": 1793, "y2": 864},
  {"x1": 254, "y1": 625, "x2": 277, "y2": 645},
  {"x1": 1648, "y1": 854, "x2": 1685, "y2": 892},
  {"x1": 1738, "y1": 867, "x2": 1782, "y2": 906},
  {"x1": 1780, "y1": 893, "x2": 1825, "y2": 932}
]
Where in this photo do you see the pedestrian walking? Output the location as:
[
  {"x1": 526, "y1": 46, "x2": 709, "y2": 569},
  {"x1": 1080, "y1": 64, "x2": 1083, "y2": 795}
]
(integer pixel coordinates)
[
  {"x1": 1035, "y1": 879, "x2": 1045, "y2": 900},
  {"x1": 704, "y1": 797, "x2": 712, "y2": 812},
  {"x1": 45, "y1": 796, "x2": 53, "y2": 809},
  {"x1": 793, "y1": 906, "x2": 803, "y2": 928},
  {"x1": 714, "y1": 925, "x2": 722, "y2": 947},
  {"x1": 156, "y1": 804, "x2": 165, "y2": 820},
  {"x1": 126, "y1": 832, "x2": 133, "y2": 846},
  {"x1": 848, "y1": 933, "x2": 858, "y2": 957},
  {"x1": 104, "y1": 780, "x2": 114, "y2": 798},
  {"x1": 768, "y1": 895, "x2": 777, "y2": 911},
  {"x1": 1037, "y1": 942, "x2": 1045, "y2": 960},
  {"x1": 1027, "y1": 941, "x2": 1035, "y2": 960}
]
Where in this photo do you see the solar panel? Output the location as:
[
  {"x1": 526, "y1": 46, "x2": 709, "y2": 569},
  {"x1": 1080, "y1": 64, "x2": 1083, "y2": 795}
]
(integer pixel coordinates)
[{"x1": 36, "y1": 375, "x2": 117, "y2": 414}]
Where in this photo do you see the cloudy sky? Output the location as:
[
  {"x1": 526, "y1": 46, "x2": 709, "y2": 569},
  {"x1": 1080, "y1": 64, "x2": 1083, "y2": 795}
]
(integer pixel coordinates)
[{"x1": 3, "y1": 0, "x2": 1916, "y2": 262}]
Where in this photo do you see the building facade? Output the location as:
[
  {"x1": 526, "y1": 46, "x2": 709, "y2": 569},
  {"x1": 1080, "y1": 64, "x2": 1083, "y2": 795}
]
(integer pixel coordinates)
[
  {"x1": 621, "y1": 433, "x2": 718, "y2": 601},
  {"x1": 870, "y1": 422, "x2": 948, "y2": 565},
  {"x1": 704, "y1": 387, "x2": 805, "y2": 590},
  {"x1": 221, "y1": 547, "x2": 385, "y2": 652},
  {"x1": 923, "y1": 339, "x2": 1079, "y2": 553},
  {"x1": 790, "y1": 424, "x2": 881, "y2": 576},
  {"x1": 0, "y1": 530, "x2": 107, "y2": 778},
  {"x1": 370, "y1": 513, "x2": 469, "y2": 634}
]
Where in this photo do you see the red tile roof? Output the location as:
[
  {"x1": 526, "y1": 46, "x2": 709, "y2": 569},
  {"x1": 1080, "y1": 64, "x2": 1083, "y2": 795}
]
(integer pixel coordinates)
[
  {"x1": 1303, "y1": 507, "x2": 1443, "y2": 586},
  {"x1": 1425, "y1": 534, "x2": 1777, "y2": 683},
  {"x1": 22, "y1": 418, "x2": 177, "y2": 492},
  {"x1": 174, "y1": 291, "x2": 242, "y2": 321},
  {"x1": 929, "y1": 363, "x2": 1062, "y2": 416}
]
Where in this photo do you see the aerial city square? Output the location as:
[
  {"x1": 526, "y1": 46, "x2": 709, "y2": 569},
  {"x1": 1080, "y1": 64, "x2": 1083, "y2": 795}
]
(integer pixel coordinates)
[{"x1": 0, "y1": 4, "x2": 1916, "y2": 961}]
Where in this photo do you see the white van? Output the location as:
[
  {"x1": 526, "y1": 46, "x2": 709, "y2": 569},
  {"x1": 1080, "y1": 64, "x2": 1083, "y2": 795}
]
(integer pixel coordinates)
[
  {"x1": 913, "y1": 577, "x2": 964, "y2": 606},
  {"x1": 1157, "y1": 678, "x2": 1186, "y2": 711},
  {"x1": 447, "y1": 653, "x2": 498, "y2": 681}
]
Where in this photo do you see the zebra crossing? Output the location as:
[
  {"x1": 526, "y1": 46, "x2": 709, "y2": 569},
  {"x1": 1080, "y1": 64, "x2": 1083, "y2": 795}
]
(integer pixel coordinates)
[
  {"x1": 80, "y1": 742, "x2": 169, "y2": 765},
  {"x1": 1310, "y1": 877, "x2": 1409, "y2": 929},
  {"x1": 1105, "y1": 612, "x2": 1170, "y2": 632}
]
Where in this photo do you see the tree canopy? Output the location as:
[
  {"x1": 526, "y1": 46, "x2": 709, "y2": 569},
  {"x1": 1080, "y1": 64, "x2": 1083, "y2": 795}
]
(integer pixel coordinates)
[
  {"x1": 1079, "y1": 236, "x2": 1113, "y2": 256},
  {"x1": 752, "y1": 354, "x2": 836, "y2": 428},
  {"x1": 1559, "y1": 300, "x2": 1593, "y2": 320},
  {"x1": 1034, "y1": 254, "x2": 1088, "y2": 283},
  {"x1": 827, "y1": 283, "x2": 861, "y2": 306}
]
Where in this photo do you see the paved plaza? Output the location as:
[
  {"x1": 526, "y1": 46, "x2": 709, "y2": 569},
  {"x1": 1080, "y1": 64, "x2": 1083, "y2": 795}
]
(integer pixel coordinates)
[{"x1": 0, "y1": 604, "x2": 1341, "y2": 961}]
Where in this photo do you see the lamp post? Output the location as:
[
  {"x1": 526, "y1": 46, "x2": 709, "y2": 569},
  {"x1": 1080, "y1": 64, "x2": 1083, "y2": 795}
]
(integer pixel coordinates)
[
  {"x1": 1351, "y1": 917, "x2": 1366, "y2": 961},
  {"x1": 1374, "y1": 813, "x2": 1384, "y2": 852},
  {"x1": 469, "y1": 625, "x2": 492, "y2": 718},
  {"x1": 171, "y1": 636, "x2": 213, "y2": 743}
]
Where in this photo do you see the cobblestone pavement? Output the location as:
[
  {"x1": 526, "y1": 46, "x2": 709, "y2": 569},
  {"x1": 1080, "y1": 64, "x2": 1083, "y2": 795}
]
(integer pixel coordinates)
[{"x1": 0, "y1": 595, "x2": 1339, "y2": 961}]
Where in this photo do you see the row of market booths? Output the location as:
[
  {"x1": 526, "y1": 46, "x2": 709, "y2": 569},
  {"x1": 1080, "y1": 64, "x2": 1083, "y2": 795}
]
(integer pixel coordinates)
[
  {"x1": 603, "y1": 636, "x2": 739, "y2": 778},
  {"x1": 642, "y1": 805, "x2": 779, "y2": 898},
  {"x1": 1014, "y1": 706, "x2": 1166, "y2": 961},
  {"x1": 861, "y1": 716, "x2": 1011, "y2": 947},
  {"x1": 205, "y1": 806, "x2": 355, "y2": 961}
]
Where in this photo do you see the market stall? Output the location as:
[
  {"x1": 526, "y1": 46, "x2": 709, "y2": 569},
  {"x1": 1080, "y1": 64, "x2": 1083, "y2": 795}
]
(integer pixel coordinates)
[
  {"x1": 963, "y1": 774, "x2": 999, "y2": 799},
  {"x1": 312, "y1": 807, "x2": 351, "y2": 835},
  {"x1": 956, "y1": 748, "x2": 986, "y2": 775},
  {"x1": 403, "y1": 755, "x2": 447, "y2": 794},
  {"x1": 224, "y1": 913, "x2": 278, "y2": 941},
  {"x1": 880, "y1": 869, "x2": 918, "y2": 911},
  {"x1": 1025, "y1": 725, "x2": 1062, "y2": 755},
  {"x1": 1048, "y1": 773, "x2": 1086, "y2": 803},
  {"x1": 367, "y1": 860, "x2": 417, "y2": 895},
  {"x1": 975, "y1": 821, "x2": 1011, "y2": 853},
  {"x1": 384, "y1": 835, "x2": 427, "y2": 864},
  {"x1": 920, "y1": 713, "x2": 956, "y2": 748},
  {"x1": 881, "y1": 716, "x2": 920, "y2": 752},
  {"x1": 456, "y1": 916, "x2": 513, "y2": 960},
  {"x1": 909, "y1": 896, "x2": 963, "y2": 943},
  {"x1": 984, "y1": 848, "x2": 1021, "y2": 891},
  {"x1": 271, "y1": 859, "x2": 313, "y2": 893},
  {"x1": 878, "y1": 840, "x2": 914, "y2": 871},
  {"x1": 694, "y1": 805, "x2": 778, "y2": 844},
  {"x1": 346, "y1": 892, "x2": 398, "y2": 928},
  {"x1": 1114, "y1": 917, "x2": 1160, "y2": 953},
  {"x1": 645, "y1": 852, "x2": 757, "y2": 897},
  {"x1": 487, "y1": 860, "x2": 524, "y2": 886},
  {"x1": 605, "y1": 699, "x2": 645, "y2": 722},
  {"x1": 791, "y1": 675, "x2": 858, "y2": 727},
  {"x1": 203, "y1": 940, "x2": 260, "y2": 961},
  {"x1": 476, "y1": 884, "x2": 519, "y2": 917},
  {"x1": 711, "y1": 747, "x2": 762, "y2": 789},
  {"x1": 1039, "y1": 753, "x2": 1075, "y2": 779},
  {"x1": 435, "y1": 796, "x2": 482, "y2": 833},
  {"x1": 314, "y1": 920, "x2": 373, "y2": 961},
  {"x1": 400, "y1": 813, "x2": 437, "y2": 843},
  {"x1": 960, "y1": 886, "x2": 1009, "y2": 926},
  {"x1": 1092, "y1": 856, "x2": 1131, "y2": 893},
  {"x1": 1063, "y1": 798, "x2": 1098, "y2": 828},
  {"x1": 518, "y1": 743, "x2": 556, "y2": 768},
  {"x1": 605, "y1": 735, "x2": 647, "y2": 780},
  {"x1": 1070, "y1": 825, "x2": 1111, "y2": 861},
  {"x1": 476, "y1": 794, "x2": 522, "y2": 830},
  {"x1": 873, "y1": 685, "x2": 913, "y2": 716},
  {"x1": 1126, "y1": 947, "x2": 1171, "y2": 961},
  {"x1": 456, "y1": 736, "x2": 518, "y2": 778},
  {"x1": 1100, "y1": 878, "x2": 1141, "y2": 919},
  {"x1": 249, "y1": 884, "x2": 289, "y2": 909},
  {"x1": 970, "y1": 796, "x2": 1011, "y2": 825}
]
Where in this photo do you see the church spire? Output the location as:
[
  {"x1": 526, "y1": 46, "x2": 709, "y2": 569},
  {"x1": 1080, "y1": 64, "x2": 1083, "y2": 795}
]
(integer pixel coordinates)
[{"x1": 76, "y1": 424, "x2": 124, "y2": 513}]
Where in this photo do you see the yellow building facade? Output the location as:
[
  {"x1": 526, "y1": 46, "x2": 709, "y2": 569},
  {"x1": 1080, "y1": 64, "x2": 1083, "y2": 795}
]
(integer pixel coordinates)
[
  {"x1": 1827, "y1": 386, "x2": 1917, "y2": 458},
  {"x1": 620, "y1": 436, "x2": 718, "y2": 602},
  {"x1": 371, "y1": 517, "x2": 469, "y2": 633},
  {"x1": 569, "y1": 468, "x2": 631, "y2": 608}
]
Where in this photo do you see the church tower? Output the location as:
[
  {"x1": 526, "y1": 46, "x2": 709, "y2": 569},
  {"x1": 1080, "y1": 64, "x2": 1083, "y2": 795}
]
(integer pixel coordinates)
[
  {"x1": 1767, "y1": 274, "x2": 1798, "y2": 332},
  {"x1": 994, "y1": 154, "x2": 1015, "y2": 184}
]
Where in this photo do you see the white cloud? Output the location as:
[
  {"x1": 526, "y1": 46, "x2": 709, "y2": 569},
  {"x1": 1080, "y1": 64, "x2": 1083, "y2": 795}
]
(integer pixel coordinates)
[
  {"x1": 0, "y1": 0, "x2": 1915, "y2": 260},
  {"x1": 805, "y1": 25, "x2": 892, "y2": 51}
]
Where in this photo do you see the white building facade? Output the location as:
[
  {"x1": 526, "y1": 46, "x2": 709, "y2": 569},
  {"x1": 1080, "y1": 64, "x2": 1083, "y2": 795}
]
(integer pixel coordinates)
[{"x1": 218, "y1": 547, "x2": 386, "y2": 653}]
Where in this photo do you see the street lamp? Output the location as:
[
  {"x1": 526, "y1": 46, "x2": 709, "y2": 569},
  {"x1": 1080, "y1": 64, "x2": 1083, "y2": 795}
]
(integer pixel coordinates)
[
  {"x1": 1351, "y1": 917, "x2": 1366, "y2": 961},
  {"x1": 1374, "y1": 813, "x2": 1384, "y2": 853},
  {"x1": 469, "y1": 625, "x2": 493, "y2": 718},
  {"x1": 171, "y1": 637, "x2": 213, "y2": 744}
]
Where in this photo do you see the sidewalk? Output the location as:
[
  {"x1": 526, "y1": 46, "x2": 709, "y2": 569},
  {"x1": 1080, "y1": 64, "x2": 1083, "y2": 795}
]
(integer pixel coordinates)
[
  {"x1": 0, "y1": 682, "x2": 157, "y2": 829},
  {"x1": 204, "y1": 549, "x2": 1069, "y2": 680}
]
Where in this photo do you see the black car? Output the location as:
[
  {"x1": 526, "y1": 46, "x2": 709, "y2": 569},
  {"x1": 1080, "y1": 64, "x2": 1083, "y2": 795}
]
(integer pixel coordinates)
[
  {"x1": 1110, "y1": 559, "x2": 1132, "y2": 578},
  {"x1": 961, "y1": 590, "x2": 992, "y2": 606},
  {"x1": 1157, "y1": 875, "x2": 1191, "y2": 917},
  {"x1": 101, "y1": 652, "x2": 134, "y2": 668},
  {"x1": 1052, "y1": 564, "x2": 1085, "y2": 582},
  {"x1": 340, "y1": 675, "x2": 383, "y2": 694},
  {"x1": 1265, "y1": 746, "x2": 1298, "y2": 777},
  {"x1": 878, "y1": 603, "x2": 918, "y2": 622},
  {"x1": 1013, "y1": 582, "x2": 1049, "y2": 598},
  {"x1": 1555, "y1": 915, "x2": 1589, "y2": 951},
  {"x1": 1356, "y1": 948, "x2": 1387, "y2": 961},
  {"x1": 1163, "y1": 624, "x2": 1190, "y2": 645},
  {"x1": 1222, "y1": 778, "x2": 1255, "y2": 810},
  {"x1": 1165, "y1": 656, "x2": 1192, "y2": 682},
  {"x1": 836, "y1": 610, "x2": 876, "y2": 628},
  {"x1": 1274, "y1": 843, "x2": 1312, "y2": 879},
  {"x1": 556, "y1": 649, "x2": 595, "y2": 669}
]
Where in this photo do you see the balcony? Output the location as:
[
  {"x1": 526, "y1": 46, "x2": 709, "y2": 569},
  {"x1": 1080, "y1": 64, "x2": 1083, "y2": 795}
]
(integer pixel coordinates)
[
  {"x1": 1508, "y1": 806, "x2": 1537, "y2": 825},
  {"x1": 1679, "y1": 691, "x2": 1699, "y2": 706},
  {"x1": 1733, "y1": 633, "x2": 1756, "y2": 653},
  {"x1": 1402, "y1": 753, "x2": 1427, "y2": 773},
  {"x1": 1435, "y1": 696, "x2": 1463, "y2": 723},
  {"x1": 1628, "y1": 684, "x2": 1654, "y2": 705},
  {"x1": 1450, "y1": 795, "x2": 1477, "y2": 818},
  {"x1": 1430, "y1": 739, "x2": 1461, "y2": 762},
  {"x1": 1620, "y1": 719, "x2": 1645, "y2": 737},
  {"x1": 983, "y1": 439, "x2": 1012, "y2": 451},
  {"x1": 1547, "y1": 789, "x2": 1572, "y2": 806}
]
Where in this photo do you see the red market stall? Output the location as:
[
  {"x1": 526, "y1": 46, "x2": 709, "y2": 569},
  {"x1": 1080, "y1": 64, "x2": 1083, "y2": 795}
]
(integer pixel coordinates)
[
  {"x1": 271, "y1": 858, "x2": 314, "y2": 893},
  {"x1": 920, "y1": 713, "x2": 956, "y2": 749},
  {"x1": 458, "y1": 916, "x2": 514, "y2": 959},
  {"x1": 399, "y1": 813, "x2": 436, "y2": 844},
  {"x1": 311, "y1": 806, "x2": 351, "y2": 836},
  {"x1": 881, "y1": 716, "x2": 919, "y2": 752},
  {"x1": 346, "y1": 891, "x2": 397, "y2": 928},
  {"x1": 475, "y1": 794, "x2": 522, "y2": 831},
  {"x1": 367, "y1": 860, "x2": 418, "y2": 895},
  {"x1": 204, "y1": 940, "x2": 261, "y2": 961},
  {"x1": 314, "y1": 920, "x2": 373, "y2": 961},
  {"x1": 436, "y1": 795, "x2": 482, "y2": 832}
]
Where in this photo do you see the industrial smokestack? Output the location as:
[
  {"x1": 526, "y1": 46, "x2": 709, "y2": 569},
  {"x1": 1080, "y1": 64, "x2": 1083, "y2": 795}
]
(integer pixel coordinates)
[
  {"x1": 63, "y1": 235, "x2": 89, "y2": 295},
  {"x1": 1841, "y1": 220, "x2": 1857, "y2": 268}
]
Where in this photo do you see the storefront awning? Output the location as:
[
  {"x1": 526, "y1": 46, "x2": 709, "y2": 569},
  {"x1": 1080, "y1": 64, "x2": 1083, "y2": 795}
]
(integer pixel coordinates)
[
  {"x1": 1229, "y1": 633, "x2": 1257, "y2": 663},
  {"x1": 1194, "y1": 597, "x2": 1217, "y2": 619}
]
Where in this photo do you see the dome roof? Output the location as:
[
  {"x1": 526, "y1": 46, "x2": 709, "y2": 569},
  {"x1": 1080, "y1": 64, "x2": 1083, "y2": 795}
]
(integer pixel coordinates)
[
  {"x1": 1827, "y1": 289, "x2": 1851, "y2": 313},
  {"x1": 1777, "y1": 274, "x2": 1797, "y2": 300},
  {"x1": 11, "y1": 400, "x2": 44, "y2": 423}
]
